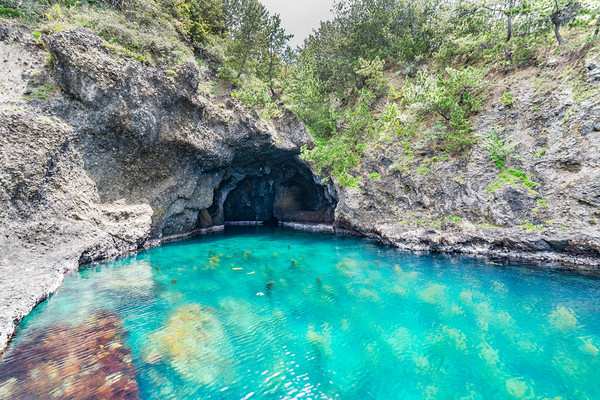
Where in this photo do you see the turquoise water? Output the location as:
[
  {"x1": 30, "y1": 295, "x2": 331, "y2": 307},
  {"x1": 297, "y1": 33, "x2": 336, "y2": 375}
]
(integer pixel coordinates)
[{"x1": 2, "y1": 227, "x2": 600, "y2": 399}]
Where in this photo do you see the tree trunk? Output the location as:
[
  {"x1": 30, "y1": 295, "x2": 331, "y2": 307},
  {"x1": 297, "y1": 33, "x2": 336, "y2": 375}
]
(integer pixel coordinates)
[
  {"x1": 506, "y1": 0, "x2": 514, "y2": 42},
  {"x1": 505, "y1": 15, "x2": 513, "y2": 61},
  {"x1": 268, "y1": 56, "x2": 276, "y2": 97},
  {"x1": 551, "y1": 9, "x2": 564, "y2": 45},
  {"x1": 554, "y1": 22, "x2": 564, "y2": 45},
  {"x1": 236, "y1": 54, "x2": 248, "y2": 79}
]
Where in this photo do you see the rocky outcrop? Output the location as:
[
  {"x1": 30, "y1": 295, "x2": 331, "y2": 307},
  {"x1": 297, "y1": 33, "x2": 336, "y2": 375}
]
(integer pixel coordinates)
[
  {"x1": 1, "y1": 19, "x2": 599, "y2": 358},
  {"x1": 0, "y1": 24, "x2": 336, "y2": 353},
  {"x1": 333, "y1": 49, "x2": 600, "y2": 267}
]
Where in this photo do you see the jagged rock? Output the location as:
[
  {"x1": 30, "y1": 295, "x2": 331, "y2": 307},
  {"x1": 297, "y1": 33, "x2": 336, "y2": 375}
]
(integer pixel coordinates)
[
  {"x1": 0, "y1": 26, "x2": 336, "y2": 354},
  {"x1": 585, "y1": 58, "x2": 600, "y2": 83},
  {"x1": 1, "y1": 19, "x2": 600, "y2": 360},
  {"x1": 332, "y1": 59, "x2": 600, "y2": 267}
]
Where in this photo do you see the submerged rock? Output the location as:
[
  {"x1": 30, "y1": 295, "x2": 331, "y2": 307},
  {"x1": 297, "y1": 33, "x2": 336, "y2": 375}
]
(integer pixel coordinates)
[
  {"x1": 0, "y1": 311, "x2": 139, "y2": 399},
  {"x1": 148, "y1": 303, "x2": 234, "y2": 387}
]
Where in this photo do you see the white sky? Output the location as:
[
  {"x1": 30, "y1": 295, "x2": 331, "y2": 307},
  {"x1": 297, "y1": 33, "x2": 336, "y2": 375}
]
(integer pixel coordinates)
[{"x1": 260, "y1": 0, "x2": 337, "y2": 48}]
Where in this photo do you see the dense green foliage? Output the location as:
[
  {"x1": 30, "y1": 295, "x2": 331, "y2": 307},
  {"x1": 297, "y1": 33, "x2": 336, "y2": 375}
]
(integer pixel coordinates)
[
  {"x1": 0, "y1": 4, "x2": 24, "y2": 18},
  {"x1": 291, "y1": 0, "x2": 599, "y2": 185},
  {"x1": 3, "y1": 0, "x2": 600, "y2": 185}
]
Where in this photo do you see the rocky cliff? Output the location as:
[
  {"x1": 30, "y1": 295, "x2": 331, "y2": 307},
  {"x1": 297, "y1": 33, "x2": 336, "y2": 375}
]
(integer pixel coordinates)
[
  {"x1": 336, "y1": 52, "x2": 600, "y2": 266},
  {"x1": 0, "y1": 23, "x2": 336, "y2": 353},
  {"x1": 1, "y1": 19, "x2": 600, "y2": 356}
]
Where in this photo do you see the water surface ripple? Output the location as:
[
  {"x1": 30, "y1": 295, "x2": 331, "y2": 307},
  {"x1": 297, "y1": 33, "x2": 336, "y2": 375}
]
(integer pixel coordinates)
[{"x1": 1, "y1": 227, "x2": 600, "y2": 399}]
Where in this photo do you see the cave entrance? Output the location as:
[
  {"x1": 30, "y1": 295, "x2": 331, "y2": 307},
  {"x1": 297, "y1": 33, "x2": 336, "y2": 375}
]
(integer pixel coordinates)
[
  {"x1": 223, "y1": 176, "x2": 277, "y2": 223},
  {"x1": 221, "y1": 166, "x2": 335, "y2": 225}
]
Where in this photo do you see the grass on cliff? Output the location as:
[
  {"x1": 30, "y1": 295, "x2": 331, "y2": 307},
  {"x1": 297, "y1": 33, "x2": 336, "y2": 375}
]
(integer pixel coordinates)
[
  {"x1": 3, "y1": 0, "x2": 199, "y2": 65},
  {"x1": 3, "y1": 0, "x2": 600, "y2": 191},
  {"x1": 292, "y1": 0, "x2": 600, "y2": 187},
  {"x1": 2, "y1": 0, "x2": 292, "y2": 120}
]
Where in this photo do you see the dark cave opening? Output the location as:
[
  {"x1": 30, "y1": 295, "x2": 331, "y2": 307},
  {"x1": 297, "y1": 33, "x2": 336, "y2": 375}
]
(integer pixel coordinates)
[
  {"x1": 223, "y1": 176, "x2": 277, "y2": 223},
  {"x1": 213, "y1": 164, "x2": 336, "y2": 226}
]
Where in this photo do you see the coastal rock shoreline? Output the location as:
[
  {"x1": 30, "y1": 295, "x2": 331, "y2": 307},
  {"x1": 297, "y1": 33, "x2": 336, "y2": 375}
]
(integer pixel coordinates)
[{"x1": 1, "y1": 20, "x2": 599, "y2": 357}]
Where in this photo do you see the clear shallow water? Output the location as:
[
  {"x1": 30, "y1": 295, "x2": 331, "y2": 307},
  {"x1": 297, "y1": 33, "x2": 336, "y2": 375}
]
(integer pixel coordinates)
[{"x1": 1, "y1": 227, "x2": 600, "y2": 399}]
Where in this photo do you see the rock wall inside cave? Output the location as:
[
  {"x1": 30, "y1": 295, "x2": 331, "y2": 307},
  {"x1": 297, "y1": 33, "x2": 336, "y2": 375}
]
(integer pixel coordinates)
[{"x1": 218, "y1": 164, "x2": 336, "y2": 226}]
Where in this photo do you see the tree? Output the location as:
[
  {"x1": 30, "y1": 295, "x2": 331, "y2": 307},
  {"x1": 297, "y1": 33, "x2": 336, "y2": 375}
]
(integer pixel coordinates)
[
  {"x1": 258, "y1": 14, "x2": 293, "y2": 97},
  {"x1": 549, "y1": 1, "x2": 580, "y2": 44},
  {"x1": 225, "y1": 0, "x2": 270, "y2": 78}
]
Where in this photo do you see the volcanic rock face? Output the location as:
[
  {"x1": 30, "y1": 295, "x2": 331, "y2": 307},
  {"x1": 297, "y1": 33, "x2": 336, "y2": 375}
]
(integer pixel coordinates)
[
  {"x1": 0, "y1": 25, "x2": 336, "y2": 353},
  {"x1": 1, "y1": 18, "x2": 600, "y2": 358},
  {"x1": 333, "y1": 58, "x2": 600, "y2": 266},
  {"x1": 47, "y1": 28, "x2": 335, "y2": 238}
]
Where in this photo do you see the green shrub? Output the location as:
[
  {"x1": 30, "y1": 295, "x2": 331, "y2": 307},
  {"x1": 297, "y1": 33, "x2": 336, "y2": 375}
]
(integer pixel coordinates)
[
  {"x1": 231, "y1": 76, "x2": 281, "y2": 119},
  {"x1": 444, "y1": 216, "x2": 461, "y2": 223},
  {"x1": 487, "y1": 168, "x2": 540, "y2": 192},
  {"x1": 537, "y1": 199, "x2": 548, "y2": 208},
  {"x1": 284, "y1": 62, "x2": 341, "y2": 138},
  {"x1": 534, "y1": 147, "x2": 547, "y2": 158},
  {"x1": 0, "y1": 4, "x2": 25, "y2": 18},
  {"x1": 416, "y1": 165, "x2": 430, "y2": 175},
  {"x1": 164, "y1": 0, "x2": 226, "y2": 48},
  {"x1": 74, "y1": 3, "x2": 193, "y2": 65},
  {"x1": 500, "y1": 91, "x2": 515, "y2": 107},
  {"x1": 22, "y1": 83, "x2": 60, "y2": 100},
  {"x1": 356, "y1": 56, "x2": 389, "y2": 96},
  {"x1": 476, "y1": 126, "x2": 520, "y2": 169},
  {"x1": 301, "y1": 88, "x2": 378, "y2": 188},
  {"x1": 368, "y1": 172, "x2": 381, "y2": 180},
  {"x1": 343, "y1": 88, "x2": 377, "y2": 137},
  {"x1": 302, "y1": 135, "x2": 364, "y2": 188},
  {"x1": 13, "y1": 0, "x2": 198, "y2": 65},
  {"x1": 402, "y1": 67, "x2": 485, "y2": 153}
]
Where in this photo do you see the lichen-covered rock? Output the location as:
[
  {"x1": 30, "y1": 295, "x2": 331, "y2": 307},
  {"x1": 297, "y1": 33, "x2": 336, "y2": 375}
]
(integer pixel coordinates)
[{"x1": 585, "y1": 58, "x2": 600, "y2": 83}]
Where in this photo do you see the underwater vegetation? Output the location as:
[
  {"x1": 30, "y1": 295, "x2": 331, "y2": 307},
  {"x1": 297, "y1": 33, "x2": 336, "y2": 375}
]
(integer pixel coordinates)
[
  {"x1": 2, "y1": 227, "x2": 600, "y2": 399},
  {"x1": 548, "y1": 306, "x2": 580, "y2": 333},
  {"x1": 147, "y1": 303, "x2": 233, "y2": 388},
  {"x1": 306, "y1": 323, "x2": 333, "y2": 357},
  {"x1": 0, "y1": 311, "x2": 139, "y2": 400}
]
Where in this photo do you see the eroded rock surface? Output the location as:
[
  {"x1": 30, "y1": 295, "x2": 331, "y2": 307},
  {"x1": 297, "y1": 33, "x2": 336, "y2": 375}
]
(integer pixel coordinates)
[
  {"x1": 333, "y1": 53, "x2": 600, "y2": 266},
  {"x1": 0, "y1": 23, "x2": 336, "y2": 353},
  {"x1": 1, "y1": 18, "x2": 600, "y2": 359}
]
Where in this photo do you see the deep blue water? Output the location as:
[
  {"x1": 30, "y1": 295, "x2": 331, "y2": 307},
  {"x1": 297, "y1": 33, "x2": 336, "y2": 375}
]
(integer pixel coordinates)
[{"x1": 2, "y1": 226, "x2": 600, "y2": 399}]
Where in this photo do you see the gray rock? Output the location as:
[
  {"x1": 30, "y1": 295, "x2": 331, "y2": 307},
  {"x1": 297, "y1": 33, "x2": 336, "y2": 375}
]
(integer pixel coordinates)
[
  {"x1": 546, "y1": 58, "x2": 559, "y2": 68},
  {"x1": 2, "y1": 21, "x2": 600, "y2": 359},
  {"x1": 331, "y1": 65, "x2": 600, "y2": 269},
  {"x1": 0, "y1": 27, "x2": 336, "y2": 354},
  {"x1": 585, "y1": 58, "x2": 600, "y2": 83}
]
